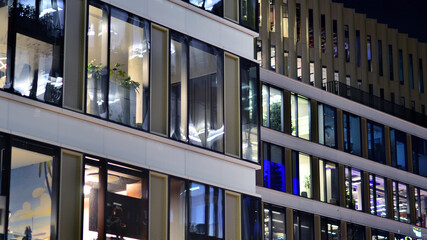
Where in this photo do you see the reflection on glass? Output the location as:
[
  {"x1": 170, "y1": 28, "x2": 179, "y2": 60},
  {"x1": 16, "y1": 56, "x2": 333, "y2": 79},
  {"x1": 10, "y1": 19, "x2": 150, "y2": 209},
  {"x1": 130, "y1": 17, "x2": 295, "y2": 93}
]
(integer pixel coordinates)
[
  {"x1": 319, "y1": 160, "x2": 339, "y2": 205},
  {"x1": 0, "y1": 1, "x2": 7, "y2": 88},
  {"x1": 291, "y1": 94, "x2": 311, "y2": 140},
  {"x1": 188, "y1": 40, "x2": 224, "y2": 152},
  {"x1": 270, "y1": 87, "x2": 283, "y2": 131},
  {"x1": 392, "y1": 182, "x2": 409, "y2": 223},
  {"x1": 343, "y1": 112, "x2": 361, "y2": 156},
  {"x1": 9, "y1": 146, "x2": 55, "y2": 239},
  {"x1": 241, "y1": 59, "x2": 259, "y2": 162},
  {"x1": 347, "y1": 223, "x2": 365, "y2": 240},
  {"x1": 242, "y1": 196, "x2": 262, "y2": 240},
  {"x1": 413, "y1": 136, "x2": 427, "y2": 177},
  {"x1": 170, "y1": 178, "x2": 186, "y2": 240},
  {"x1": 170, "y1": 34, "x2": 188, "y2": 142},
  {"x1": 188, "y1": 182, "x2": 223, "y2": 239},
  {"x1": 318, "y1": 104, "x2": 336, "y2": 148},
  {"x1": 262, "y1": 84, "x2": 269, "y2": 127},
  {"x1": 345, "y1": 168, "x2": 362, "y2": 211},
  {"x1": 108, "y1": 10, "x2": 149, "y2": 129},
  {"x1": 321, "y1": 217, "x2": 340, "y2": 240},
  {"x1": 87, "y1": 5, "x2": 108, "y2": 118},
  {"x1": 368, "y1": 121, "x2": 386, "y2": 164},
  {"x1": 370, "y1": 175, "x2": 387, "y2": 218},
  {"x1": 240, "y1": 0, "x2": 257, "y2": 31},
  {"x1": 415, "y1": 188, "x2": 427, "y2": 228},
  {"x1": 390, "y1": 129, "x2": 407, "y2": 170},
  {"x1": 272, "y1": 210, "x2": 285, "y2": 240},
  {"x1": 189, "y1": 0, "x2": 223, "y2": 16},
  {"x1": 294, "y1": 211, "x2": 313, "y2": 240},
  {"x1": 83, "y1": 165, "x2": 100, "y2": 240},
  {"x1": 264, "y1": 208, "x2": 271, "y2": 240},
  {"x1": 12, "y1": 0, "x2": 64, "y2": 105},
  {"x1": 298, "y1": 153, "x2": 311, "y2": 198},
  {"x1": 371, "y1": 229, "x2": 388, "y2": 240},
  {"x1": 263, "y1": 142, "x2": 285, "y2": 192}
]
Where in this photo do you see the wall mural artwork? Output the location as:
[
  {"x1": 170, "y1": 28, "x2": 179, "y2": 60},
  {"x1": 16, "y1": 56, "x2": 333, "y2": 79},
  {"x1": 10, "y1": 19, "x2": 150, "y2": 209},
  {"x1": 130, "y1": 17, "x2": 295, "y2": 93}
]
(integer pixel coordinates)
[{"x1": 8, "y1": 160, "x2": 52, "y2": 240}]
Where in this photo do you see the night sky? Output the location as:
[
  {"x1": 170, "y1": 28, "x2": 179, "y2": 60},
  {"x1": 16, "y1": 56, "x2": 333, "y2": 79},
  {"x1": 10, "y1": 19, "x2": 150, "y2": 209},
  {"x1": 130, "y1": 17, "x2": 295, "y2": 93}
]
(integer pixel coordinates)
[{"x1": 332, "y1": 0, "x2": 427, "y2": 43}]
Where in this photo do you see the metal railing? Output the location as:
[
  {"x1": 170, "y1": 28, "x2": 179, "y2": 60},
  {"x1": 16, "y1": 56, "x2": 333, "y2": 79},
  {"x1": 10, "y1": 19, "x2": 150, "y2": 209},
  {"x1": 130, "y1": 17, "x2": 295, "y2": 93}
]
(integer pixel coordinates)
[{"x1": 324, "y1": 81, "x2": 427, "y2": 128}]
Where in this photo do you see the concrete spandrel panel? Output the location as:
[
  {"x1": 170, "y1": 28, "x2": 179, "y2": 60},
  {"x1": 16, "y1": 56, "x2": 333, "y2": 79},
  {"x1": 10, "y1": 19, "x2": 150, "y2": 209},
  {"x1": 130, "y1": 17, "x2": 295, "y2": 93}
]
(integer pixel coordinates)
[
  {"x1": 0, "y1": 97, "x2": 8, "y2": 131},
  {"x1": 57, "y1": 114, "x2": 104, "y2": 154},
  {"x1": 106, "y1": 0, "x2": 149, "y2": 18},
  {"x1": 147, "y1": 0, "x2": 186, "y2": 31},
  {"x1": 103, "y1": 128, "x2": 147, "y2": 166},
  {"x1": 220, "y1": 160, "x2": 255, "y2": 193},
  {"x1": 219, "y1": 25, "x2": 254, "y2": 60},
  {"x1": 8, "y1": 101, "x2": 59, "y2": 143},
  {"x1": 145, "y1": 140, "x2": 186, "y2": 175},
  {"x1": 185, "y1": 150, "x2": 221, "y2": 184},
  {"x1": 185, "y1": 12, "x2": 221, "y2": 47}
]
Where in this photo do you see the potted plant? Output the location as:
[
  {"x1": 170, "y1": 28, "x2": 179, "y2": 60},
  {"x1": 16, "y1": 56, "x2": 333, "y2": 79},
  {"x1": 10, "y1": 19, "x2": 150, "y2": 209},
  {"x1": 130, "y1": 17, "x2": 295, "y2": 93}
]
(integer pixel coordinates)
[{"x1": 301, "y1": 175, "x2": 311, "y2": 197}]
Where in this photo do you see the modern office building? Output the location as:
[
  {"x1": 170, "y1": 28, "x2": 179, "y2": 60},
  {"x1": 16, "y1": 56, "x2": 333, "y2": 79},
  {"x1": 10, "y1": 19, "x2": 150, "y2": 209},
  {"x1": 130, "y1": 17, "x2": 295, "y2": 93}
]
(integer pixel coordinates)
[{"x1": 0, "y1": 0, "x2": 425, "y2": 240}]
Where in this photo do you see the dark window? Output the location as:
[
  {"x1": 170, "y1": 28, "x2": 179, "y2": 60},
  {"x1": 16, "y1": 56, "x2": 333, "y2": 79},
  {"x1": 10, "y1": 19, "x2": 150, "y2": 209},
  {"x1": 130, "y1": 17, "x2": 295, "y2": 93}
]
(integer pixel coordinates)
[
  {"x1": 380, "y1": 88, "x2": 384, "y2": 99},
  {"x1": 3, "y1": 0, "x2": 65, "y2": 105},
  {"x1": 347, "y1": 223, "x2": 365, "y2": 240},
  {"x1": 409, "y1": 54, "x2": 414, "y2": 89},
  {"x1": 419, "y1": 58, "x2": 424, "y2": 93},
  {"x1": 263, "y1": 142, "x2": 285, "y2": 192},
  {"x1": 240, "y1": 0, "x2": 259, "y2": 31},
  {"x1": 242, "y1": 195, "x2": 262, "y2": 240},
  {"x1": 356, "y1": 30, "x2": 361, "y2": 67},
  {"x1": 369, "y1": 174, "x2": 387, "y2": 218},
  {"x1": 378, "y1": 40, "x2": 383, "y2": 76},
  {"x1": 388, "y1": 45, "x2": 394, "y2": 80},
  {"x1": 367, "y1": 35, "x2": 372, "y2": 72},
  {"x1": 392, "y1": 181, "x2": 409, "y2": 223},
  {"x1": 399, "y1": 49, "x2": 404, "y2": 84},
  {"x1": 320, "y1": 217, "x2": 340, "y2": 240},
  {"x1": 241, "y1": 59, "x2": 260, "y2": 163},
  {"x1": 318, "y1": 104, "x2": 337, "y2": 148},
  {"x1": 400, "y1": 96, "x2": 405, "y2": 107},
  {"x1": 264, "y1": 204, "x2": 286, "y2": 240},
  {"x1": 309, "y1": 9, "x2": 313, "y2": 48},
  {"x1": 292, "y1": 151, "x2": 312, "y2": 198},
  {"x1": 345, "y1": 167, "x2": 363, "y2": 211},
  {"x1": 414, "y1": 187, "x2": 427, "y2": 228},
  {"x1": 390, "y1": 92, "x2": 395, "y2": 104},
  {"x1": 344, "y1": 25, "x2": 350, "y2": 62},
  {"x1": 369, "y1": 84, "x2": 373, "y2": 95},
  {"x1": 319, "y1": 160, "x2": 339, "y2": 205},
  {"x1": 296, "y1": 4, "x2": 301, "y2": 42},
  {"x1": 262, "y1": 84, "x2": 284, "y2": 132},
  {"x1": 343, "y1": 112, "x2": 361, "y2": 156},
  {"x1": 321, "y1": 15, "x2": 326, "y2": 52},
  {"x1": 371, "y1": 229, "x2": 389, "y2": 239},
  {"x1": 390, "y1": 128, "x2": 407, "y2": 170},
  {"x1": 367, "y1": 121, "x2": 386, "y2": 164},
  {"x1": 293, "y1": 211, "x2": 314, "y2": 240},
  {"x1": 412, "y1": 136, "x2": 427, "y2": 177},
  {"x1": 333, "y1": 20, "x2": 338, "y2": 58}
]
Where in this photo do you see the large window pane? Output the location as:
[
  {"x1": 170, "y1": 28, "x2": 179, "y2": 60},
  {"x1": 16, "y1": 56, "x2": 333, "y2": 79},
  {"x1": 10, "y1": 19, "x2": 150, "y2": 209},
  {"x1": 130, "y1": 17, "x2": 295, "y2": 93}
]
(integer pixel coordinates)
[
  {"x1": 264, "y1": 204, "x2": 286, "y2": 240},
  {"x1": 270, "y1": 87, "x2": 284, "y2": 131},
  {"x1": 83, "y1": 164, "x2": 100, "y2": 239},
  {"x1": 291, "y1": 94, "x2": 311, "y2": 140},
  {"x1": 318, "y1": 104, "x2": 337, "y2": 148},
  {"x1": 188, "y1": 40, "x2": 224, "y2": 152},
  {"x1": 170, "y1": 33, "x2": 188, "y2": 142},
  {"x1": 294, "y1": 211, "x2": 314, "y2": 240},
  {"x1": 370, "y1": 175, "x2": 387, "y2": 218},
  {"x1": 343, "y1": 113, "x2": 361, "y2": 156},
  {"x1": 263, "y1": 142, "x2": 285, "y2": 192},
  {"x1": 415, "y1": 188, "x2": 427, "y2": 228},
  {"x1": 413, "y1": 136, "x2": 427, "y2": 177},
  {"x1": 241, "y1": 59, "x2": 259, "y2": 162},
  {"x1": 86, "y1": 4, "x2": 108, "y2": 118},
  {"x1": 392, "y1": 182, "x2": 409, "y2": 223},
  {"x1": 0, "y1": 1, "x2": 7, "y2": 88},
  {"x1": 321, "y1": 217, "x2": 340, "y2": 240},
  {"x1": 319, "y1": 160, "x2": 339, "y2": 205},
  {"x1": 390, "y1": 129, "x2": 407, "y2": 170},
  {"x1": 9, "y1": 140, "x2": 58, "y2": 239},
  {"x1": 11, "y1": 0, "x2": 64, "y2": 105},
  {"x1": 347, "y1": 223, "x2": 365, "y2": 240},
  {"x1": 242, "y1": 196, "x2": 262, "y2": 240},
  {"x1": 240, "y1": 0, "x2": 258, "y2": 31},
  {"x1": 345, "y1": 167, "x2": 363, "y2": 211},
  {"x1": 293, "y1": 152, "x2": 311, "y2": 198},
  {"x1": 368, "y1": 121, "x2": 386, "y2": 164},
  {"x1": 109, "y1": 9, "x2": 149, "y2": 129}
]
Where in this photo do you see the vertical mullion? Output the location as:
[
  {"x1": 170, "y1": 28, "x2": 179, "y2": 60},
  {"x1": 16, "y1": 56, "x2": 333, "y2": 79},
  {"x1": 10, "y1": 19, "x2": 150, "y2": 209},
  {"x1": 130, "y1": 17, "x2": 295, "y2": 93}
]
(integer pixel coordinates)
[{"x1": 105, "y1": 5, "x2": 111, "y2": 121}]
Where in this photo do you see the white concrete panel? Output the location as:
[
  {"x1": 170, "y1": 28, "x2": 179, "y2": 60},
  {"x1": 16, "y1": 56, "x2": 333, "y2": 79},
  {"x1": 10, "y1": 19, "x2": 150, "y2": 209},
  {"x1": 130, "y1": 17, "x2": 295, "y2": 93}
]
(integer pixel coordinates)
[
  {"x1": 262, "y1": 127, "x2": 427, "y2": 189},
  {"x1": 147, "y1": 0, "x2": 186, "y2": 31},
  {"x1": 219, "y1": 25, "x2": 254, "y2": 60},
  {"x1": 261, "y1": 69, "x2": 427, "y2": 140},
  {"x1": 185, "y1": 11, "x2": 221, "y2": 47},
  {"x1": 57, "y1": 114, "x2": 104, "y2": 154},
  {"x1": 0, "y1": 97, "x2": 8, "y2": 131},
  {"x1": 8, "y1": 101, "x2": 58, "y2": 142},
  {"x1": 220, "y1": 161, "x2": 255, "y2": 193},
  {"x1": 185, "y1": 150, "x2": 222, "y2": 184},
  {"x1": 106, "y1": 0, "x2": 149, "y2": 18},
  {"x1": 104, "y1": 128, "x2": 147, "y2": 166},
  {"x1": 145, "y1": 140, "x2": 186, "y2": 176}
]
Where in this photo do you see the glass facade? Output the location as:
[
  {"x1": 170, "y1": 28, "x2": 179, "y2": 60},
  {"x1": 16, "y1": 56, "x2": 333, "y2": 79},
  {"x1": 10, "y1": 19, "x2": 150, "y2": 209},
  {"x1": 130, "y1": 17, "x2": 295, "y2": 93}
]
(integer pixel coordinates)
[
  {"x1": 262, "y1": 84, "x2": 284, "y2": 131},
  {"x1": 242, "y1": 195, "x2": 263, "y2": 240},
  {"x1": 263, "y1": 142, "x2": 285, "y2": 192},
  {"x1": 370, "y1": 174, "x2": 387, "y2": 218},
  {"x1": 412, "y1": 136, "x2": 427, "y2": 177},
  {"x1": 319, "y1": 160, "x2": 339, "y2": 205},
  {"x1": 392, "y1": 181, "x2": 409, "y2": 223},
  {"x1": 347, "y1": 223, "x2": 365, "y2": 240},
  {"x1": 343, "y1": 112, "x2": 362, "y2": 156},
  {"x1": 321, "y1": 217, "x2": 340, "y2": 240},
  {"x1": 345, "y1": 167, "x2": 363, "y2": 211},
  {"x1": 291, "y1": 93, "x2": 311, "y2": 140},
  {"x1": 415, "y1": 187, "x2": 427, "y2": 228},
  {"x1": 293, "y1": 210, "x2": 314, "y2": 240},
  {"x1": 264, "y1": 204, "x2": 286, "y2": 240},
  {"x1": 367, "y1": 121, "x2": 386, "y2": 164},
  {"x1": 293, "y1": 151, "x2": 312, "y2": 198},
  {"x1": 318, "y1": 104, "x2": 337, "y2": 148},
  {"x1": 390, "y1": 128, "x2": 407, "y2": 170}
]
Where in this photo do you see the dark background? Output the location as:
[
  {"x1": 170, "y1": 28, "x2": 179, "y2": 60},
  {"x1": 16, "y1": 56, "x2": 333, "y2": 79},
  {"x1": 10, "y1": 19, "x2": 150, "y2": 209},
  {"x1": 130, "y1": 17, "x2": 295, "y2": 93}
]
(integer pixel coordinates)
[{"x1": 332, "y1": 0, "x2": 427, "y2": 43}]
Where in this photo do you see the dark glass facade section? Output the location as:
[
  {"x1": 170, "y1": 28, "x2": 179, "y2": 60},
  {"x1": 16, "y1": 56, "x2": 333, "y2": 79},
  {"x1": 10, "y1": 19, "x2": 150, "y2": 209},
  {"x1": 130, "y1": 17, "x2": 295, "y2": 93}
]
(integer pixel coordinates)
[
  {"x1": 392, "y1": 181, "x2": 409, "y2": 223},
  {"x1": 321, "y1": 14, "x2": 326, "y2": 52},
  {"x1": 188, "y1": 182, "x2": 224, "y2": 239},
  {"x1": 409, "y1": 54, "x2": 414, "y2": 89},
  {"x1": 345, "y1": 167, "x2": 363, "y2": 211},
  {"x1": 412, "y1": 136, "x2": 427, "y2": 177},
  {"x1": 390, "y1": 128, "x2": 407, "y2": 170},
  {"x1": 356, "y1": 30, "x2": 361, "y2": 67},
  {"x1": 296, "y1": 3, "x2": 301, "y2": 42},
  {"x1": 388, "y1": 45, "x2": 394, "y2": 80},
  {"x1": 419, "y1": 58, "x2": 424, "y2": 93},
  {"x1": 333, "y1": 20, "x2": 338, "y2": 58},
  {"x1": 321, "y1": 217, "x2": 340, "y2": 240},
  {"x1": 241, "y1": 59, "x2": 260, "y2": 162},
  {"x1": 369, "y1": 174, "x2": 388, "y2": 218},
  {"x1": 367, "y1": 35, "x2": 372, "y2": 72},
  {"x1": 343, "y1": 112, "x2": 361, "y2": 156},
  {"x1": 367, "y1": 121, "x2": 386, "y2": 164},
  {"x1": 309, "y1": 9, "x2": 313, "y2": 48},
  {"x1": 344, "y1": 25, "x2": 350, "y2": 62},
  {"x1": 371, "y1": 229, "x2": 389, "y2": 240},
  {"x1": 264, "y1": 204, "x2": 286, "y2": 240},
  {"x1": 242, "y1": 195, "x2": 262, "y2": 240},
  {"x1": 293, "y1": 210, "x2": 314, "y2": 240},
  {"x1": 399, "y1": 49, "x2": 404, "y2": 84},
  {"x1": 415, "y1": 187, "x2": 427, "y2": 228},
  {"x1": 347, "y1": 223, "x2": 365, "y2": 240},
  {"x1": 378, "y1": 40, "x2": 383, "y2": 76},
  {"x1": 318, "y1": 104, "x2": 337, "y2": 148},
  {"x1": 262, "y1": 84, "x2": 284, "y2": 132},
  {"x1": 240, "y1": 0, "x2": 259, "y2": 31},
  {"x1": 2, "y1": 0, "x2": 65, "y2": 105},
  {"x1": 263, "y1": 142, "x2": 285, "y2": 192}
]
